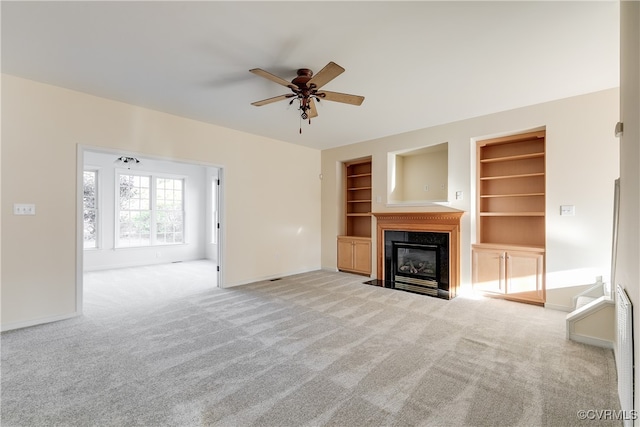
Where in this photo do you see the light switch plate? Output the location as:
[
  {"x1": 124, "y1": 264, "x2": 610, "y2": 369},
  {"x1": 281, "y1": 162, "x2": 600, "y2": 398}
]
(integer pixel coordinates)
[
  {"x1": 560, "y1": 205, "x2": 575, "y2": 216},
  {"x1": 14, "y1": 203, "x2": 36, "y2": 215}
]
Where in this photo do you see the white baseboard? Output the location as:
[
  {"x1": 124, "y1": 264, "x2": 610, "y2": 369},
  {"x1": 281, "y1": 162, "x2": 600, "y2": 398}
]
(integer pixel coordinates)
[
  {"x1": 83, "y1": 257, "x2": 207, "y2": 272},
  {"x1": 1, "y1": 311, "x2": 80, "y2": 332},
  {"x1": 567, "y1": 333, "x2": 614, "y2": 349}
]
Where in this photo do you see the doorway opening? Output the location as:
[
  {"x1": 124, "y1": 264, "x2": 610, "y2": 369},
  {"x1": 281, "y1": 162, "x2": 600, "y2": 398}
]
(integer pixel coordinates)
[{"x1": 77, "y1": 146, "x2": 223, "y2": 314}]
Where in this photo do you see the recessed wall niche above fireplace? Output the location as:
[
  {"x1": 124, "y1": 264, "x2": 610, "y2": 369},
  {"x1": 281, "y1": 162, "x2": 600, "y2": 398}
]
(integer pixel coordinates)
[{"x1": 372, "y1": 212, "x2": 463, "y2": 299}]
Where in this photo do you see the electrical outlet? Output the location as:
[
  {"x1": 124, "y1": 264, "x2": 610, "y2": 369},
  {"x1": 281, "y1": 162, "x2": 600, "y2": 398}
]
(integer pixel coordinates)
[{"x1": 14, "y1": 204, "x2": 36, "y2": 215}]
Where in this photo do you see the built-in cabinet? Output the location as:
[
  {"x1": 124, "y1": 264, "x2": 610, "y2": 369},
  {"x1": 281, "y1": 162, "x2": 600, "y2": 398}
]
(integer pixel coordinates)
[
  {"x1": 338, "y1": 157, "x2": 372, "y2": 275},
  {"x1": 337, "y1": 236, "x2": 372, "y2": 275},
  {"x1": 472, "y1": 131, "x2": 546, "y2": 305},
  {"x1": 472, "y1": 245, "x2": 544, "y2": 303}
]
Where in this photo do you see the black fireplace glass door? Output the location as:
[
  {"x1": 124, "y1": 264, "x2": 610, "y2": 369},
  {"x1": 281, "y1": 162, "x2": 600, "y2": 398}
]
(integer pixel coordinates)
[{"x1": 395, "y1": 244, "x2": 438, "y2": 279}]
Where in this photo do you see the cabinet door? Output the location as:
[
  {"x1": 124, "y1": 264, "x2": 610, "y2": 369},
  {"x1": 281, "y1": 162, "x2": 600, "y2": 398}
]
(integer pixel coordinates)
[
  {"x1": 506, "y1": 250, "x2": 544, "y2": 301},
  {"x1": 472, "y1": 248, "x2": 505, "y2": 294},
  {"x1": 337, "y1": 238, "x2": 354, "y2": 271},
  {"x1": 352, "y1": 240, "x2": 372, "y2": 274}
]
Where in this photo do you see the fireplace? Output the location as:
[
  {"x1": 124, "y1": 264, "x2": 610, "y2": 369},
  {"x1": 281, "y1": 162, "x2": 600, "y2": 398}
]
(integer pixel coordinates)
[
  {"x1": 370, "y1": 212, "x2": 463, "y2": 299},
  {"x1": 392, "y1": 242, "x2": 439, "y2": 296},
  {"x1": 384, "y1": 230, "x2": 449, "y2": 297}
]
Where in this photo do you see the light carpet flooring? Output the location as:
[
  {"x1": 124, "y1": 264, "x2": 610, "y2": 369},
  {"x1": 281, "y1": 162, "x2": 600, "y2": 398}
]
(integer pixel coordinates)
[{"x1": 1, "y1": 261, "x2": 621, "y2": 426}]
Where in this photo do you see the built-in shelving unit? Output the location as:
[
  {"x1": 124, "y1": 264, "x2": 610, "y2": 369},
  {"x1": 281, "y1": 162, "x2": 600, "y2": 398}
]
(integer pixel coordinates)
[
  {"x1": 473, "y1": 131, "x2": 546, "y2": 304},
  {"x1": 338, "y1": 157, "x2": 372, "y2": 275},
  {"x1": 344, "y1": 159, "x2": 372, "y2": 238}
]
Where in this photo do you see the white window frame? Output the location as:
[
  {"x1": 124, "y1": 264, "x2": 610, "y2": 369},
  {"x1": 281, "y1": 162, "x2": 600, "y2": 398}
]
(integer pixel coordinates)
[{"x1": 115, "y1": 171, "x2": 186, "y2": 248}]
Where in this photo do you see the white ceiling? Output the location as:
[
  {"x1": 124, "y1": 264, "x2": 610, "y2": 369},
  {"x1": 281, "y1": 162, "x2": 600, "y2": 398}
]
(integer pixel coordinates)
[{"x1": 1, "y1": 1, "x2": 619, "y2": 150}]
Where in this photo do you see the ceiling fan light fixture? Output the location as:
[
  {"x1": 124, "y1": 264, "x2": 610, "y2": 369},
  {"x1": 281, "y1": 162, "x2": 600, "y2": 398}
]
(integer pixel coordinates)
[
  {"x1": 114, "y1": 156, "x2": 142, "y2": 169},
  {"x1": 250, "y1": 61, "x2": 364, "y2": 133}
]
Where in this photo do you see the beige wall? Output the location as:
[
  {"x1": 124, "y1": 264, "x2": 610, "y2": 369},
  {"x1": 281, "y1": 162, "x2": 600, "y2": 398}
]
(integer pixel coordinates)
[
  {"x1": 1, "y1": 74, "x2": 321, "y2": 330},
  {"x1": 321, "y1": 89, "x2": 620, "y2": 301},
  {"x1": 617, "y1": 0, "x2": 640, "y2": 414}
]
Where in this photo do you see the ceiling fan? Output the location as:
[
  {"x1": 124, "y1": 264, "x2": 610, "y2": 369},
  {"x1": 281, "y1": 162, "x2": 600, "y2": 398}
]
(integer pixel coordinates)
[{"x1": 250, "y1": 62, "x2": 364, "y2": 133}]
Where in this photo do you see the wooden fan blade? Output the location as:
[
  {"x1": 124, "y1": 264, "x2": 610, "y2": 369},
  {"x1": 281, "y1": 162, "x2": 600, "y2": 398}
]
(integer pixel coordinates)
[
  {"x1": 318, "y1": 90, "x2": 364, "y2": 106},
  {"x1": 249, "y1": 68, "x2": 296, "y2": 89},
  {"x1": 309, "y1": 98, "x2": 318, "y2": 118},
  {"x1": 251, "y1": 94, "x2": 293, "y2": 106},
  {"x1": 307, "y1": 62, "x2": 344, "y2": 89}
]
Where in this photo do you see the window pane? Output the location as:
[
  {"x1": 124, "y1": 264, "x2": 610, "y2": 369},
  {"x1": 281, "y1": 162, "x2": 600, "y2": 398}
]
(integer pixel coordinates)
[
  {"x1": 118, "y1": 173, "x2": 151, "y2": 247},
  {"x1": 119, "y1": 175, "x2": 136, "y2": 209},
  {"x1": 83, "y1": 209, "x2": 96, "y2": 249},
  {"x1": 156, "y1": 210, "x2": 183, "y2": 244},
  {"x1": 83, "y1": 171, "x2": 98, "y2": 249},
  {"x1": 119, "y1": 210, "x2": 151, "y2": 247},
  {"x1": 83, "y1": 171, "x2": 96, "y2": 207}
]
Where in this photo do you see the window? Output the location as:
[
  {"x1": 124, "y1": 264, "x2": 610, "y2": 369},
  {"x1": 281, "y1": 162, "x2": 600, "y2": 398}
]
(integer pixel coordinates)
[
  {"x1": 117, "y1": 174, "x2": 184, "y2": 248},
  {"x1": 83, "y1": 170, "x2": 99, "y2": 249},
  {"x1": 156, "y1": 178, "x2": 184, "y2": 244}
]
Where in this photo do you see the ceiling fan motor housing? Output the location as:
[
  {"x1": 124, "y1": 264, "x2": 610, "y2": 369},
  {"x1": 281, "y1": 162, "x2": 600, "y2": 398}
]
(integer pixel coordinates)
[
  {"x1": 291, "y1": 69, "x2": 317, "y2": 116},
  {"x1": 292, "y1": 68, "x2": 314, "y2": 87}
]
